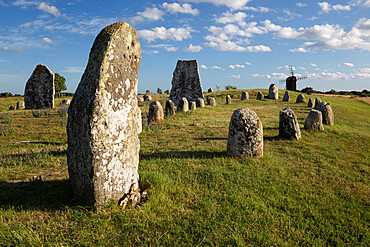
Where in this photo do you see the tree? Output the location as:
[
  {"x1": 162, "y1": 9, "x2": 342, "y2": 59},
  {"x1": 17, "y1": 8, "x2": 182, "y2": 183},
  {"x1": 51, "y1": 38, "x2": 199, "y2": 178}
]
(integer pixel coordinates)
[
  {"x1": 54, "y1": 73, "x2": 67, "y2": 97},
  {"x1": 146, "y1": 90, "x2": 151, "y2": 94},
  {"x1": 157, "y1": 88, "x2": 163, "y2": 94},
  {"x1": 164, "y1": 89, "x2": 170, "y2": 94}
]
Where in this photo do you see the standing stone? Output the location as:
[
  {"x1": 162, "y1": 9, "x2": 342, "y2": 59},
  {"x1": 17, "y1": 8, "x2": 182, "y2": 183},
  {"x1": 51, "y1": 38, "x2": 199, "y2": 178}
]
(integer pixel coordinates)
[
  {"x1": 165, "y1": 100, "x2": 175, "y2": 117},
  {"x1": 318, "y1": 101, "x2": 327, "y2": 112},
  {"x1": 61, "y1": 99, "x2": 71, "y2": 105},
  {"x1": 169, "y1": 60, "x2": 204, "y2": 106},
  {"x1": 24, "y1": 64, "x2": 55, "y2": 109},
  {"x1": 283, "y1": 91, "x2": 290, "y2": 101},
  {"x1": 320, "y1": 103, "x2": 334, "y2": 126},
  {"x1": 279, "y1": 108, "x2": 301, "y2": 140},
  {"x1": 208, "y1": 88, "x2": 213, "y2": 93},
  {"x1": 314, "y1": 98, "x2": 322, "y2": 110},
  {"x1": 9, "y1": 106, "x2": 15, "y2": 110},
  {"x1": 137, "y1": 96, "x2": 144, "y2": 103},
  {"x1": 241, "y1": 92, "x2": 249, "y2": 100},
  {"x1": 296, "y1": 94, "x2": 306, "y2": 103},
  {"x1": 148, "y1": 101, "x2": 164, "y2": 125},
  {"x1": 67, "y1": 22, "x2": 142, "y2": 210},
  {"x1": 208, "y1": 97, "x2": 216, "y2": 106},
  {"x1": 307, "y1": 98, "x2": 315, "y2": 108},
  {"x1": 226, "y1": 95, "x2": 231, "y2": 104},
  {"x1": 16, "y1": 100, "x2": 25, "y2": 110},
  {"x1": 257, "y1": 91, "x2": 264, "y2": 100},
  {"x1": 304, "y1": 109, "x2": 324, "y2": 130},
  {"x1": 143, "y1": 94, "x2": 152, "y2": 101},
  {"x1": 227, "y1": 108, "x2": 263, "y2": 158},
  {"x1": 196, "y1": 98, "x2": 205, "y2": 108},
  {"x1": 178, "y1": 97, "x2": 189, "y2": 112},
  {"x1": 268, "y1": 84, "x2": 278, "y2": 99},
  {"x1": 190, "y1": 101, "x2": 197, "y2": 110}
]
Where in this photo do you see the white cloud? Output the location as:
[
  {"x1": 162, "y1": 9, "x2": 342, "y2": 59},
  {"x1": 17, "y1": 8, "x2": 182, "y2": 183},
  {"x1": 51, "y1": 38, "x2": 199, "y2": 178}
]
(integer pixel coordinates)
[
  {"x1": 181, "y1": 0, "x2": 252, "y2": 10},
  {"x1": 318, "y1": 2, "x2": 351, "y2": 13},
  {"x1": 184, "y1": 44, "x2": 202, "y2": 52},
  {"x1": 200, "y1": 65, "x2": 224, "y2": 70},
  {"x1": 289, "y1": 47, "x2": 308, "y2": 52},
  {"x1": 63, "y1": 67, "x2": 84, "y2": 73},
  {"x1": 296, "y1": 3, "x2": 307, "y2": 7},
  {"x1": 138, "y1": 26, "x2": 193, "y2": 42},
  {"x1": 37, "y1": 2, "x2": 61, "y2": 17},
  {"x1": 149, "y1": 44, "x2": 178, "y2": 52},
  {"x1": 318, "y1": 2, "x2": 331, "y2": 13},
  {"x1": 343, "y1": 62, "x2": 354, "y2": 67},
  {"x1": 229, "y1": 64, "x2": 245, "y2": 69},
  {"x1": 245, "y1": 62, "x2": 252, "y2": 65},
  {"x1": 252, "y1": 72, "x2": 286, "y2": 79},
  {"x1": 132, "y1": 7, "x2": 165, "y2": 22},
  {"x1": 243, "y1": 6, "x2": 270, "y2": 12},
  {"x1": 332, "y1": 4, "x2": 351, "y2": 11},
  {"x1": 1, "y1": 47, "x2": 25, "y2": 51},
  {"x1": 215, "y1": 11, "x2": 247, "y2": 24},
  {"x1": 42, "y1": 37, "x2": 53, "y2": 43},
  {"x1": 364, "y1": 0, "x2": 370, "y2": 7},
  {"x1": 228, "y1": 74, "x2": 241, "y2": 79},
  {"x1": 13, "y1": 0, "x2": 37, "y2": 8},
  {"x1": 162, "y1": 2, "x2": 199, "y2": 15},
  {"x1": 310, "y1": 63, "x2": 318, "y2": 67}
]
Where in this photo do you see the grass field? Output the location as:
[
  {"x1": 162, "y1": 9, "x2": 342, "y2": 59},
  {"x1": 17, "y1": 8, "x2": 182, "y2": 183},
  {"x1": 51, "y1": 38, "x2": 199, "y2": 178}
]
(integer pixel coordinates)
[{"x1": 0, "y1": 89, "x2": 369, "y2": 246}]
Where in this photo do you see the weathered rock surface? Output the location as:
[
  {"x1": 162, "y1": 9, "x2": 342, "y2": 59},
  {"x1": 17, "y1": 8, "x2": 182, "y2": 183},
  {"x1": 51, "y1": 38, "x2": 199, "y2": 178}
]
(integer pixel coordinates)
[
  {"x1": 241, "y1": 92, "x2": 249, "y2": 100},
  {"x1": 320, "y1": 102, "x2": 334, "y2": 125},
  {"x1": 148, "y1": 101, "x2": 164, "y2": 125},
  {"x1": 143, "y1": 94, "x2": 152, "y2": 101},
  {"x1": 67, "y1": 22, "x2": 142, "y2": 210},
  {"x1": 169, "y1": 60, "x2": 204, "y2": 106},
  {"x1": 165, "y1": 100, "x2": 175, "y2": 116},
  {"x1": 226, "y1": 95, "x2": 231, "y2": 104},
  {"x1": 304, "y1": 109, "x2": 324, "y2": 130},
  {"x1": 137, "y1": 96, "x2": 144, "y2": 103},
  {"x1": 314, "y1": 98, "x2": 322, "y2": 110},
  {"x1": 178, "y1": 97, "x2": 189, "y2": 112},
  {"x1": 318, "y1": 101, "x2": 327, "y2": 112},
  {"x1": 283, "y1": 91, "x2": 290, "y2": 101},
  {"x1": 268, "y1": 84, "x2": 278, "y2": 99},
  {"x1": 24, "y1": 64, "x2": 55, "y2": 109},
  {"x1": 190, "y1": 101, "x2": 197, "y2": 110},
  {"x1": 208, "y1": 97, "x2": 216, "y2": 106},
  {"x1": 227, "y1": 108, "x2": 263, "y2": 158},
  {"x1": 208, "y1": 88, "x2": 213, "y2": 93},
  {"x1": 16, "y1": 100, "x2": 25, "y2": 110},
  {"x1": 296, "y1": 94, "x2": 306, "y2": 103},
  {"x1": 257, "y1": 91, "x2": 264, "y2": 100},
  {"x1": 307, "y1": 98, "x2": 315, "y2": 108},
  {"x1": 279, "y1": 108, "x2": 301, "y2": 140},
  {"x1": 196, "y1": 98, "x2": 205, "y2": 108}
]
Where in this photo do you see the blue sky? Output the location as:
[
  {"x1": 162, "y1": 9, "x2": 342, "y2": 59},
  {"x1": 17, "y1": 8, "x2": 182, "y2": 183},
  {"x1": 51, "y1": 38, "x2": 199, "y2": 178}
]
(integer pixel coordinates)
[{"x1": 0, "y1": 0, "x2": 369, "y2": 94}]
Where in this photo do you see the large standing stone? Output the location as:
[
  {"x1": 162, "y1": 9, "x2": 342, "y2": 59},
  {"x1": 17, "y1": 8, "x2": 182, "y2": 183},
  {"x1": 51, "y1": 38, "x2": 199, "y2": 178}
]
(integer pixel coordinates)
[
  {"x1": 190, "y1": 101, "x2": 197, "y2": 110},
  {"x1": 283, "y1": 91, "x2": 290, "y2": 101},
  {"x1": 208, "y1": 97, "x2": 216, "y2": 106},
  {"x1": 24, "y1": 64, "x2": 55, "y2": 109},
  {"x1": 320, "y1": 102, "x2": 334, "y2": 126},
  {"x1": 257, "y1": 91, "x2": 264, "y2": 100},
  {"x1": 314, "y1": 98, "x2": 322, "y2": 110},
  {"x1": 208, "y1": 88, "x2": 213, "y2": 93},
  {"x1": 148, "y1": 101, "x2": 164, "y2": 125},
  {"x1": 169, "y1": 60, "x2": 204, "y2": 106},
  {"x1": 279, "y1": 108, "x2": 301, "y2": 140},
  {"x1": 304, "y1": 109, "x2": 324, "y2": 130},
  {"x1": 268, "y1": 84, "x2": 278, "y2": 99},
  {"x1": 196, "y1": 98, "x2": 205, "y2": 108},
  {"x1": 16, "y1": 100, "x2": 25, "y2": 110},
  {"x1": 241, "y1": 92, "x2": 249, "y2": 100},
  {"x1": 67, "y1": 22, "x2": 142, "y2": 210},
  {"x1": 227, "y1": 108, "x2": 263, "y2": 158},
  {"x1": 307, "y1": 98, "x2": 315, "y2": 108},
  {"x1": 165, "y1": 100, "x2": 175, "y2": 116},
  {"x1": 178, "y1": 97, "x2": 189, "y2": 112},
  {"x1": 226, "y1": 95, "x2": 232, "y2": 104},
  {"x1": 296, "y1": 94, "x2": 306, "y2": 103}
]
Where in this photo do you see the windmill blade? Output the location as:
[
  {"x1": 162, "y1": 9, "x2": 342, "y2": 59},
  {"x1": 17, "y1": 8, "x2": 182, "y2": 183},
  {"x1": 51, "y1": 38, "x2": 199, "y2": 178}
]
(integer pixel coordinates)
[{"x1": 297, "y1": 76, "x2": 307, "y2": 80}]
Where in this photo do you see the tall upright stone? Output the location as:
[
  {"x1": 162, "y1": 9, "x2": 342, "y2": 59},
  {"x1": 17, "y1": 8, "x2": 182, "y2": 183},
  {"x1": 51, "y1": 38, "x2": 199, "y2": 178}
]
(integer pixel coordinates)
[
  {"x1": 307, "y1": 98, "x2": 315, "y2": 108},
  {"x1": 268, "y1": 84, "x2": 278, "y2": 99},
  {"x1": 241, "y1": 92, "x2": 249, "y2": 100},
  {"x1": 314, "y1": 98, "x2": 322, "y2": 110},
  {"x1": 16, "y1": 100, "x2": 25, "y2": 110},
  {"x1": 169, "y1": 60, "x2": 204, "y2": 106},
  {"x1": 296, "y1": 94, "x2": 306, "y2": 103},
  {"x1": 320, "y1": 102, "x2": 334, "y2": 126},
  {"x1": 165, "y1": 100, "x2": 175, "y2": 116},
  {"x1": 67, "y1": 22, "x2": 142, "y2": 210},
  {"x1": 208, "y1": 88, "x2": 213, "y2": 93},
  {"x1": 304, "y1": 109, "x2": 324, "y2": 130},
  {"x1": 257, "y1": 91, "x2": 264, "y2": 100},
  {"x1": 148, "y1": 101, "x2": 164, "y2": 125},
  {"x1": 283, "y1": 91, "x2": 290, "y2": 101},
  {"x1": 227, "y1": 108, "x2": 263, "y2": 158},
  {"x1": 196, "y1": 98, "x2": 205, "y2": 108},
  {"x1": 24, "y1": 64, "x2": 55, "y2": 109},
  {"x1": 208, "y1": 97, "x2": 216, "y2": 106},
  {"x1": 226, "y1": 95, "x2": 232, "y2": 104},
  {"x1": 190, "y1": 101, "x2": 197, "y2": 110},
  {"x1": 279, "y1": 108, "x2": 301, "y2": 140},
  {"x1": 178, "y1": 97, "x2": 189, "y2": 112}
]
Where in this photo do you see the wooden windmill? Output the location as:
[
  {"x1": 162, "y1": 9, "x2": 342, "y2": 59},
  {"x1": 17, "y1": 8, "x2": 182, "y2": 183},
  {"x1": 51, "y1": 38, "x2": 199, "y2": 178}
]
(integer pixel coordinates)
[{"x1": 279, "y1": 66, "x2": 307, "y2": 91}]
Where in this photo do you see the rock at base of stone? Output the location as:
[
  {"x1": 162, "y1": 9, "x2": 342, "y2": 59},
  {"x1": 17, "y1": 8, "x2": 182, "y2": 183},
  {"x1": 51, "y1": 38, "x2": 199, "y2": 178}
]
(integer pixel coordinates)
[
  {"x1": 196, "y1": 98, "x2": 205, "y2": 107},
  {"x1": 320, "y1": 102, "x2": 334, "y2": 126},
  {"x1": 165, "y1": 100, "x2": 175, "y2": 116},
  {"x1": 227, "y1": 108, "x2": 263, "y2": 158},
  {"x1": 208, "y1": 97, "x2": 216, "y2": 106},
  {"x1": 190, "y1": 101, "x2": 196, "y2": 110},
  {"x1": 208, "y1": 88, "x2": 213, "y2": 93},
  {"x1": 241, "y1": 92, "x2": 249, "y2": 100},
  {"x1": 257, "y1": 91, "x2": 264, "y2": 100},
  {"x1": 178, "y1": 97, "x2": 189, "y2": 112},
  {"x1": 24, "y1": 64, "x2": 55, "y2": 109},
  {"x1": 283, "y1": 91, "x2": 290, "y2": 101},
  {"x1": 9, "y1": 106, "x2": 15, "y2": 110},
  {"x1": 314, "y1": 98, "x2": 322, "y2": 110},
  {"x1": 304, "y1": 109, "x2": 324, "y2": 130},
  {"x1": 279, "y1": 108, "x2": 301, "y2": 140},
  {"x1": 226, "y1": 95, "x2": 231, "y2": 104},
  {"x1": 67, "y1": 22, "x2": 142, "y2": 210},
  {"x1": 268, "y1": 84, "x2": 278, "y2": 99},
  {"x1": 143, "y1": 94, "x2": 152, "y2": 101},
  {"x1": 296, "y1": 94, "x2": 306, "y2": 103},
  {"x1": 148, "y1": 101, "x2": 164, "y2": 125},
  {"x1": 16, "y1": 100, "x2": 25, "y2": 110},
  {"x1": 307, "y1": 98, "x2": 315, "y2": 108}
]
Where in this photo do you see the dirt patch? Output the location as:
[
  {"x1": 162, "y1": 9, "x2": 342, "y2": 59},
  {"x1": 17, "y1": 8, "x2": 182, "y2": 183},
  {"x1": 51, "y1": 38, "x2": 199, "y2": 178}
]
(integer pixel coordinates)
[{"x1": 353, "y1": 97, "x2": 370, "y2": 105}]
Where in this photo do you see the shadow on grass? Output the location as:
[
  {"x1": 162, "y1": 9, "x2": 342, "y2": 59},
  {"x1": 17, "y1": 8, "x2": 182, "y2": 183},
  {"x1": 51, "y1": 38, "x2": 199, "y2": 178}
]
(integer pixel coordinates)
[
  {"x1": 1, "y1": 149, "x2": 67, "y2": 161},
  {"x1": 140, "y1": 150, "x2": 228, "y2": 160},
  {"x1": 0, "y1": 179, "x2": 78, "y2": 211},
  {"x1": 194, "y1": 137, "x2": 227, "y2": 141},
  {"x1": 264, "y1": 135, "x2": 281, "y2": 141}
]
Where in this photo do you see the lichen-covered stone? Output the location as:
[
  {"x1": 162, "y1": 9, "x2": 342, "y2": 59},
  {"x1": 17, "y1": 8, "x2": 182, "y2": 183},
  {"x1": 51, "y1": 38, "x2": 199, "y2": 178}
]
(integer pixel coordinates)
[
  {"x1": 143, "y1": 94, "x2": 152, "y2": 101},
  {"x1": 304, "y1": 109, "x2": 324, "y2": 130},
  {"x1": 227, "y1": 108, "x2": 263, "y2": 158},
  {"x1": 196, "y1": 98, "x2": 205, "y2": 107},
  {"x1": 320, "y1": 102, "x2": 334, "y2": 126},
  {"x1": 165, "y1": 100, "x2": 175, "y2": 116},
  {"x1": 24, "y1": 64, "x2": 55, "y2": 109},
  {"x1": 178, "y1": 97, "x2": 189, "y2": 112},
  {"x1": 190, "y1": 101, "x2": 197, "y2": 110},
  {"x1": 268, "y1": 84, "x2": 278, "y2": 99},
  {"x1": 16, "y1": 100, "x2": 25, "y2": 110},
  {"x1": 226, "y1": 95, "x2": 231, "y2": 104},
  {"x1": 257, "y1": 91, "x2": 264, "y2": 100},
  {"x1": 148, "y1": 101, "x2": 164, "y2": 125},
  {"x1": 283, "y1": 91, "x2": 290, "y2": 101},
  {"x1": 169, "y1": 60, "x2": 204, "y2": 106},
  {"x1": 208, "y1": 97, "x2": 216, "y2": 106},
  {"x1": 279, "y1": 108, "x2": 301, "y2": 140},
  {"x1": 314, "y1": 98, "x2": 322, "y2": 110},
  {"x1": 296, "y1": 94, "x2": 306, "y2": 103},
  {"x1": 241, "y1": 92, "x2": 249, "y2": 100},
  {"x1": 208, "y1": 88, "x2": 213, "y2": 93},
  {"x1": 67, "y1": 22, "x2": 141, "y2": 210},
  {"x1": 307, "y1": 98, "x2": 315, "y2": 108}
]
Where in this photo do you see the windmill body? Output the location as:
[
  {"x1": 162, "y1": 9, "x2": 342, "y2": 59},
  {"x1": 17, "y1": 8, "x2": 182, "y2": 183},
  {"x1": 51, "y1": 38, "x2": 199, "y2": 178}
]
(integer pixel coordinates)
[{"x1": 279, "y1": 66, "x2": 307, "y2": 91}]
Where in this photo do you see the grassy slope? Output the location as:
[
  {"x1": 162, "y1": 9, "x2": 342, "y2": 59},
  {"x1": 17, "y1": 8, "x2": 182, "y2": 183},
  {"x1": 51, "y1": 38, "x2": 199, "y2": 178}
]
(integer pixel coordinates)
[{"x1": 0, "y1": 90, "x2": 368, "y2": 246}]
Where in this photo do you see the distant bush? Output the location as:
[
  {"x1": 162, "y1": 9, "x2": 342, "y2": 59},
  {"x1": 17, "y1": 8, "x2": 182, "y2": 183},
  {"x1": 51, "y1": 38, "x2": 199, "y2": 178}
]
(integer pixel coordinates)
[
  {"x1": 0, "y1": 92, "x2": 14, "y2": 97},
  {"x1": 164, "y1": 89, "x2": 170, "y2": 94},
  {"x1": 301, "y1": 87, "x2": 316, "y2": 94},
  {"x1": 225, "y1": 85, "x2": 237, "y2": 90},
  {"x1": 157, "y1": 88, "x2": 163, "y2": 94}
]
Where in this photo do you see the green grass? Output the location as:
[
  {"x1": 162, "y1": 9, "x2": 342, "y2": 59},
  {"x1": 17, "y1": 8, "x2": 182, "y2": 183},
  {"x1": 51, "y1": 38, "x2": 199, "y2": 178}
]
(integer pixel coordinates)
[{"x1": 0, "y1": 90, "x2": 369, "y2": 246}]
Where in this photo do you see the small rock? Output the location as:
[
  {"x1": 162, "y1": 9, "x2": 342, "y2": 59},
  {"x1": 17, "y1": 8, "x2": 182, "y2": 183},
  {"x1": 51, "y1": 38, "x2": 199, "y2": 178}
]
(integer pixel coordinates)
[
  {"x1": 143, "y1": 94, "x2": 152, "y2": 101},
  {"x1": 257, "y1": 91, "x2": 264, "y2": 100},
  {"x1": 178, "y1": 97, "x2": 189, "y2": 112},
  {"x1": 283, "y1": 91, "x2": 290, "y2": 101},
  {"x1": 208, "y1": 97, "x2": 216, "y2": 106},
  {"x1": 241, "y1": 92, "x2": 249, "y2": 100},
  {"x1": 296, "y1": 94, "x2": 306, "y2": 103},
  {"x1": 279, "y1": 107, "x2": 301, "y2": 140},
  {"x1": 304, "y1": 109, "x2": 324, "y2": 130},
  {"x1": 307, "y1": 98, "x2": 315, "y2": 108},
  {"x1": 138, "y1": 97, "x2": 144, "y2": 103},
  {"x1": 148, "y1": 101, "x2": 164, "y2": 125},
  {"x1": 9, "y1": 106, "x2": 16, "y2": 110},
  {"x1": 165, "y1": 100, "x2": 175, "y2": 117},
  {"x1": 61, "y1": 99, "x2": 71, "y2": 105},
  {"x1": 196, "y1": 98, "x2": 205, "y2": 107},
  {"x1": 16, "y1": 100, "x2": 25, "y2": 110},
  {"x1": 208, "y1": 88, "x2": 213, "y2": 93},
  {"x1": 190, "y1": 101, "x2": 196, "y2": 110}
]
